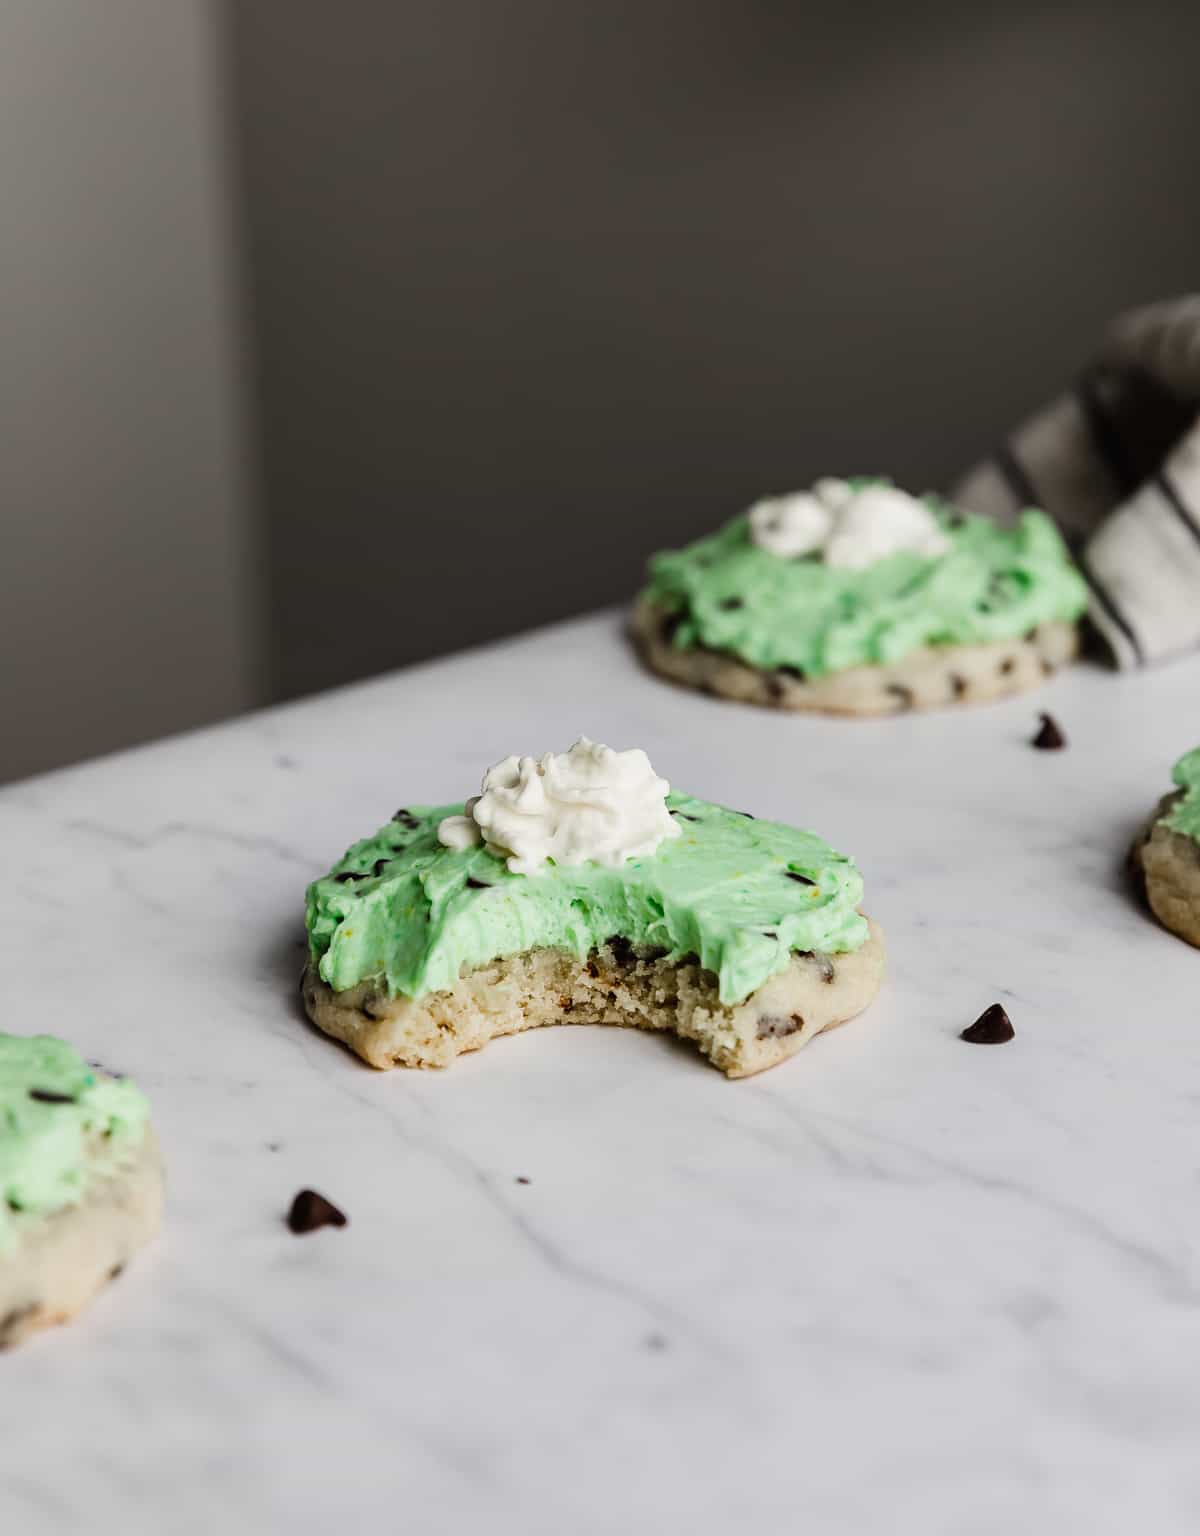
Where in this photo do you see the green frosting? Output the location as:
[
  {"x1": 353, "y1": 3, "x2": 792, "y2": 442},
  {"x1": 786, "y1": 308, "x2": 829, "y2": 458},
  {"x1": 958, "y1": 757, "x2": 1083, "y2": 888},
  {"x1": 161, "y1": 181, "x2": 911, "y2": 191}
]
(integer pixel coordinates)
[
  {"x1": 306, "y1": 794, "x2": 868, "y2": 1007},
  {"x1": 1161, "y1": 748, "x2": 1200, "y2": 842},
  {"x1": 0, "y1": 1034, "x2": 150, "y2": 1253},
  {"x1": 640, "y1": 502, "x2": 1088, "y2": 678}
]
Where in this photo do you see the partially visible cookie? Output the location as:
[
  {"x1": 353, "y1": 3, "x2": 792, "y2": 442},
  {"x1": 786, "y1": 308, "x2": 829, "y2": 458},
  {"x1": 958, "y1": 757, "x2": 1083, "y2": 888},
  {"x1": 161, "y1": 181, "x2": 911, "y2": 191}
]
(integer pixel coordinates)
[
  {"x1": 1130, "y1": 784, "x2": 1200, "y2": 949},
  {"x1": 0, "y1": 1035, "x2": 162, "y2": 1349},
  {"x1": 633, "y1": 478, "x2": 1087, "y2": 716}
]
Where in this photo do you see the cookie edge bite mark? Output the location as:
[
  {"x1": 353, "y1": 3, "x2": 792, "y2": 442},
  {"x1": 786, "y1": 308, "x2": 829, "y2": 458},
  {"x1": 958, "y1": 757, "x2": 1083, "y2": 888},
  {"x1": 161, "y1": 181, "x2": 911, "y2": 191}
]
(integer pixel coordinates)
[
  {"x1": 630, "y1": 596, "x2": 1077, "y2": 717},
  {"x1": 302, "y1": 919, "x2": 886, "y2": 1079},
  {"x1": 0, "y1": 1129, "x2": 163, "y2": 1350}
]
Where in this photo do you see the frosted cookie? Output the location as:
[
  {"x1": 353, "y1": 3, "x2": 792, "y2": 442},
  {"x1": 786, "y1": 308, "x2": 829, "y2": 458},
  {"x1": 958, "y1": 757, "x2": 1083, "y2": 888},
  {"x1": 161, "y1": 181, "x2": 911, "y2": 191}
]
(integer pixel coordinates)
[
  {"x1": 1, "y1": 1034, "x2": 161, "y2": 1349},
  {"x1": 1130, "y1": 749, "x2": 1200, "y2": 947},
  {"x1": 303, "y1": 739, "x2": 884, "y2": 1078},
  {"x1": 633, "y1": 478, "x2": 1087, "y2": 715}
]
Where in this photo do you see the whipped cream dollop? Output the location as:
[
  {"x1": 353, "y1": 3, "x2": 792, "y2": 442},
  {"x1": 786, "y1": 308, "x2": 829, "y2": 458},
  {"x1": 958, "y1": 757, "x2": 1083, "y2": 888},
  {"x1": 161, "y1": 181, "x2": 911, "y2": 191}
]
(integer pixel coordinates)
[
  {"x1": 437, "y1": 738, "x2": 681, "y2": 876},
  {"x1": 748, "y1": 478, "x2": 951, "y2": 570}
]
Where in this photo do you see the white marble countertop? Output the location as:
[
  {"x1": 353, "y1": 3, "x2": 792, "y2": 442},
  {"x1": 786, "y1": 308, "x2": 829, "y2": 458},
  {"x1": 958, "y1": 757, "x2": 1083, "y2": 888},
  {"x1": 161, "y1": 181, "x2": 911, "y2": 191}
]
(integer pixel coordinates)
[{"x1": 4, "y1": 611, "x2": 1200, "y2": 1534}]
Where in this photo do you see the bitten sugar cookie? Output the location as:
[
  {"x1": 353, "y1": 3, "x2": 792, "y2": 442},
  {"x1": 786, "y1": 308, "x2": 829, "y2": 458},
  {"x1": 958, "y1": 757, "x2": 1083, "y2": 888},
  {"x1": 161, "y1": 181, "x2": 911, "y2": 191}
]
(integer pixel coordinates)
[
  {"x1": 633, "y1": 478, "x2": 1087, "y2": 716},
  {"x1": 303, "y1": 739, "x2": 884, "y2": 1078},
  {"x1": 1130, "y1": 748, "x2": 1200, "y2": 948},
  {"x1": 0, "y1": 1034, "x2": 162, "y2": 1349}
]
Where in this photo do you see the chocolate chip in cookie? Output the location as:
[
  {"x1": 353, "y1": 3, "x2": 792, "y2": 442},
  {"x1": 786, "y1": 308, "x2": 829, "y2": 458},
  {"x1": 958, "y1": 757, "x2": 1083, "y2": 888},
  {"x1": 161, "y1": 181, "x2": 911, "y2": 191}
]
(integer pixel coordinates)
[{"x1": 757, "y1": 1012, "x2": 805, "y2": 1039}]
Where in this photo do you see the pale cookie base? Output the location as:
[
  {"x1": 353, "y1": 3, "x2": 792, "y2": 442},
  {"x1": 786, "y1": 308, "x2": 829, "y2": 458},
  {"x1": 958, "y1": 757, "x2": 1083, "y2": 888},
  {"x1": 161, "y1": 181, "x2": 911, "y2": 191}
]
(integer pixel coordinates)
[
  {"x1": 303, "y1": 920, "x2": 885, "y2": 1079},
  {"x1": 631, "y1": 596, "x2": 1078, "y2": 716},
  {"x1": 0, "y1": 1129, "x2": 163, "y2": 1350},
  {"x1": 1129, "y1": 792, "x2": 1200, "y2": 948}
]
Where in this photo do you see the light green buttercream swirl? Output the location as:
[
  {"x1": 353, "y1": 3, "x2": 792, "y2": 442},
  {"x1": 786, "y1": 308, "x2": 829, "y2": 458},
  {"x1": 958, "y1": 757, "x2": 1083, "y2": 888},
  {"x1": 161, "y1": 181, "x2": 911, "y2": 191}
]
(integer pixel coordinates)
[
  {"x1": 306, "y1": 794, "x2": 868, "y2": 1007},
  {"x1": 0, "y1": 1034, "x2": 150, "y2": 1253},
  {"x1": 640, "y1": 501, "x2": 1088, "y2": 679},
  {"x1": 1161, "y1": 748, "x2": 1200, "y2": 842}
]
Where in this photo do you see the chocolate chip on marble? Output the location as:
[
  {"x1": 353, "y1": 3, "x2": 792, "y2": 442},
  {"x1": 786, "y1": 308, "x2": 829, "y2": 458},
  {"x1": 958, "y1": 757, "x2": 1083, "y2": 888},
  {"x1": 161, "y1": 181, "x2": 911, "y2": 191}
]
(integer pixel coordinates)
[
  {"x1": 887, "y1": 683, "x2": 915, "y2": 710},
  {"x1": 28, "y1": 1089, "x2": 75, "y2": 1105},
  {"x1": 757, "y1": 1012, "x2": 805, "y2": 1039},
  {"x1": 392, "y1": 809, "x2": 419, "y2": 829},
  {"x1": 515, "y1": 1176, "x2": 531, "y2": 1185},
  {"x1": 960, "y1": 1003, "x2": 1015, "y2": 1044},
  {"x1": 286, "y1": 1189, "x2": 348, "y2": 1234},
  {"x1": 1031, "y1": 713, "x2": 1066, "y2": 750},
  {"x1": 786, "y1": 871, "x2": 815, "y2": 886}
]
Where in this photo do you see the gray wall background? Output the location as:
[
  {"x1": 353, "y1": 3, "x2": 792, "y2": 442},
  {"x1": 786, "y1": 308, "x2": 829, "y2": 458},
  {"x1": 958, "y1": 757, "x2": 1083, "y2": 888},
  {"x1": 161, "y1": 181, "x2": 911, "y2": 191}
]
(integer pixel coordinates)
[{"x1": 3, "y1": 2, "x2": 1200, "y2": 778}]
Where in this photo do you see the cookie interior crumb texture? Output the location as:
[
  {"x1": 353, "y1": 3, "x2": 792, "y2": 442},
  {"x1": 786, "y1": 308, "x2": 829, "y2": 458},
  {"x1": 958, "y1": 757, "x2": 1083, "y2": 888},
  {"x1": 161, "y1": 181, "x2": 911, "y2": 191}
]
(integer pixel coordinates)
[{"x1": 303, "y1": 920, "x2": 885, "y2": 1079}]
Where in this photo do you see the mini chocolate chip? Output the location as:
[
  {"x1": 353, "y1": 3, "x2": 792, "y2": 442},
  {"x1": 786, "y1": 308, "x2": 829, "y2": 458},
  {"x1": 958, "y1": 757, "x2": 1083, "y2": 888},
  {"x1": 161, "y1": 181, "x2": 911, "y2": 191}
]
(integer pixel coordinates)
[
  {"x1": 108, "y1": 1262, "x2": 125, "y2": 1280},
  {"x1": 737, "y1": 810, "x2": 756, "y2": 819},
  {"x1": 960, "y1": 1003, "x2": 1015, "y2": 1044},
  {"x1": 586, "y1": 960, "x2": 599, "y2": 978},
  {"x1": 794, "y1": 950, "x2": 835, "y2": 983},
  {"x1": 392, "y1": 809, "x2": 419, "y2": 829},
  {"x1": 719, "y1": 597, "x2": 744, "y2": 611},
  {"x1": 1041, "y1": 659, "x2": 1054, "y2": 677},
  {"x1": 515, "y1": 1176, "x2": 531, "y2": 1185},
  {"x1": 370, "y1": 858, "x2": 390, "y2": 877},
  {"x1": 766, "y1": 675, "x2": 787, "y2": 703},
  {"x1": 333, "y1": 871, "x2": 362, "y2": 884},
  {"x1": 950, "y1": 673, "x2": 968, "y2": 699},
  {"x1": 661, "y1": 611, "x2": 685, "y2": 642},
  {"x1": 672, "y1": 811, "x2": 700, "y2": 822},
  {"x1": 887, "y1": 684, "x2": 914, "y2": 710},
  {"x1": 761, "y1": 929, "x2": 778, "y2": 939},
  {"x1": 757, "y1": 1012, "x2": 805, "y2": 1039},
  {"x1": 28, "y1": 1089, "x2": 75, "y2": 1104},
  {"x1": 786, "y1": 871, "x2": 815, "y2": 886},
  {"x1": 286, "y1": 1189, "x2": 348, "y2": 1234},
  {"x1": 1031, "y1": 713, "x2": 1066, "y2": 750},
  {"x1": 778, "y1": 664, "x2": 806, "y2": 680},
  {"x1": 608, "y1": 936, "x2": 634, "y2": 966},
  {"x1": 999, "y1": 657, "x2": 1016, "y2": 676},
  {"x1": 466, "y1": 877, "x2": 489, "y2": 889}
]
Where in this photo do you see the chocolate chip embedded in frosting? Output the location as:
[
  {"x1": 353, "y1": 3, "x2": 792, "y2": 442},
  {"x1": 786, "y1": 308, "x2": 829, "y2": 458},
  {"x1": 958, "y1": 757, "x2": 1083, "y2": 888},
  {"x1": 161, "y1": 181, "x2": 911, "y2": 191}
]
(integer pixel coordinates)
[
  {"x1": 786, "y1": 870, "x2": 816, "y2": 886},
  {"x1": 370, "y1": 858, "x2": 391, "y2": 877},
  {"x1": 465, "y1": 877, "x2": 489, "y2": 889},
  {"x1": 286, "y1": 1189, "x2": 348, "y2": 1234},
  {"x1": 778, "y1": 664, "x2": 806, "y2": 681},
  {"x1": 333, "y1": 871, "x2": 362, "y2": 884},
  {"x1": 719, "y1": 597, "x2": 744, "y2": 611},
  {"x1": 757, "y1": 1012, "x2": 805, "y2": 1039},
  {"x1": 960, "y1": 1003, "x2": 1015, "y2": 1044},
  {"x1": 1031, "y1": 713, "x2": 1066, "y2": 750},
  {"x1": 28, "y1": 1088, "x2": 75, "y2": 1104},
  {"x1": 392, "y1": 809, "x2": 419, "y2": 829}
]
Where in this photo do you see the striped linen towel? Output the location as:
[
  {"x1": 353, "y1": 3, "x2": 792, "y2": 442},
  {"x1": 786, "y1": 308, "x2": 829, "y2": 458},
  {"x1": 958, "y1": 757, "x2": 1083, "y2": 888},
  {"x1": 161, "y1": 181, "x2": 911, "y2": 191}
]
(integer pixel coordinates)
[{"x1": 952, "y1": 295, "x2": 1200, "y2": 668}]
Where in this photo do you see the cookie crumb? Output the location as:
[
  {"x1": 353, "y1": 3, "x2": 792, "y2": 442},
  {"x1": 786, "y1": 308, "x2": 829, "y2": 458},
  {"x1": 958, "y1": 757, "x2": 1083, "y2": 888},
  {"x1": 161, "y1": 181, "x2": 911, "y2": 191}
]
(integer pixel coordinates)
[
  {"x1": 286, "y1": 1189, "x2": 348, "y2": 1234},
  {"x1": 960, "y1": 1003, "x2": 1015, "y2": 1044},
  {"x1": 1031, "y1": 713, "x2": 1066, "y2": 750}
]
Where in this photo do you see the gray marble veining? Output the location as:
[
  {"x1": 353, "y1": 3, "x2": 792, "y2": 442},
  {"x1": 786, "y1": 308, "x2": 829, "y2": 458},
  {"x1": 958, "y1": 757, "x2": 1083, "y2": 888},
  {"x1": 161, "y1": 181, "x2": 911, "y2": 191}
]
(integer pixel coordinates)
[{"x1": 3, "y1": 612, "x2": 1200, "y2": 1534}]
